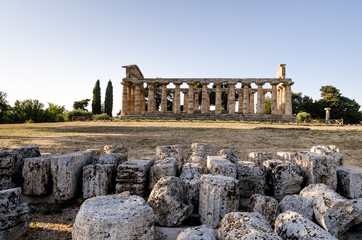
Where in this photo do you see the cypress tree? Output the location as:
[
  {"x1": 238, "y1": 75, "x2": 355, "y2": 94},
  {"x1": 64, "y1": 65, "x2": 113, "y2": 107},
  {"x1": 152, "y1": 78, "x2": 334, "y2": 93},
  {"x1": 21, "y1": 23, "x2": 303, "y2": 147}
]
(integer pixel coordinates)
[
  {"x1": 92, "y1": 80, "x2": 101, "y2": 114},
  {"x1": 104, "y1": 80, "x2": 113, "y2": 116}
]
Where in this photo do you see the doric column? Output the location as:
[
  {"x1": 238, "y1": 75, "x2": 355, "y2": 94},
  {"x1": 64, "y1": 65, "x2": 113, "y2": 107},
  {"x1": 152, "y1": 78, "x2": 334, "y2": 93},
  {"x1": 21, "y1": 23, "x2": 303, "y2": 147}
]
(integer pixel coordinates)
[
  {"x1": 228, "y1": 83, "x2": 236, "y2": 114},
  {"x1": 271, "y1": 84, "x2": 278, "y2": 115},
  {"x1": 121, "y1": 82, "x2": 128, "y2": 115},
  {"x1": 173, "y1": 83, "x2": 181, "y2": 114},
  {"x1": 207, "y1": 92, "x2": 210, "y2": 112},
  {"x1": 194, "y1": 93, "x2": 199, "y2": 111},
  {"x1": 250, "y1": 93, "x2": 255, "y2": 114},
  {"x1": 201, "y1": 83, "x2": 209, "y2": 114},
  {"x1": 256, "y1": 84, "x2": 264, "y2": 114},
  {"x1": 148, "y1": 84, "x2": 154, "y2": 113},
  {"x1": 215, "y1": 83, "x2": 222, "y2": 115},
  {"x1": 285, "y1": 83, "x2": 293, "y2": 116},
  {"x1": 242, "y1": 84, "x2": 249, "y2": 114},
  {"x1": 161, "y1": 84, "x2": 167, "y2": 113},
  {"x1": 140, "y1": 89, "x2": 145, "y2": 113},
  {"x1": 282, "y1": 85, "x2": 286, "y2": 114},
  {"x1": 184, "y1": 93, "x2": 188, "y2": 113},
  {"x1": 187, "y1": 83, "x2": 194, "y2": 114},
  {"x1": 238, "y1": 92, "x2": 243, "y2": 113},
  {"x1": 263, "y1": 92, "x2": 266, "y2": 114},
  {"x1": 127, "y1": 85, "x2": 132, "y2": 113},
  {"x1": 134, "y1": 84, "x2": 141, "y2": 114}
]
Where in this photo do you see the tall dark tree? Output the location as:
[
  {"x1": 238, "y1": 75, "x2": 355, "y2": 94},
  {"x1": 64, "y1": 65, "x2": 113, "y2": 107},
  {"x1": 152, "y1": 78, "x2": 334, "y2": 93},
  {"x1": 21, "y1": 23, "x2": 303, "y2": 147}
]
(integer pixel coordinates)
[
  {"x1": 73, "y1": 99, "x2": 90, "y2": 110},
  {"x1": 104, "y1": 80, "x2": 113, "y2": 116},
  {"x1": 92, "y1": 80, "x2": 101, "y2": 114}
]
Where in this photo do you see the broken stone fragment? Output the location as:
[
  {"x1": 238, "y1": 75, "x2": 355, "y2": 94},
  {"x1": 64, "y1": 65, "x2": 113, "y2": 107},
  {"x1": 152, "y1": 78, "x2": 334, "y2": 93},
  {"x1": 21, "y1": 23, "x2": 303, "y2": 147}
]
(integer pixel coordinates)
[
  {"x1": 22, "y1": 156, "x2": 52, "y2": 196},
  {"x1": 180, "y1": 163, "x2": 203, "y2": 208},
  {"x1": 156, "y1": 144, "x2": 183, "y2": 170},
  {"x1": 337, "y1": 166, "x2": 362, "y2": 199},
  {"x1": 276, "y1": 152, "x2": 296, "y2": 163},
  {"x1": 248, "y1": 194, "x2": 279, "y2": 228},
  {"x1": 103, "y1": 145, "x2": 128, "y2": 162},
  {"x1": 310, "y1": 145, "x2": 343, "y2": 166},
  {"x1": 215, "y1": 149, "x2": 239, "y2": 163},
  {"x1": 82, "y1": 164, "x2": 114, "y2": 199},
  {"x1": 176, "y1": 225, "x2": 216, "y2": 240},
  {"x1": 206, "y1": 156, "x2": 237, "y2": 178},
  {"x1": 278, "y1": 194, "x2": 314, "y2": 220},
  {"x1": 247, "y1": 152, "x2": 273, "y2": 167},
  {"x1": 186, "y1": 143, "x2": 213, "y2": 172},
  {"x1": 236, "y1": 161, "x2": 265, "y2": 198},
  {"x1": 149, "y1": 157, "x2": 178, "y2": 191}
]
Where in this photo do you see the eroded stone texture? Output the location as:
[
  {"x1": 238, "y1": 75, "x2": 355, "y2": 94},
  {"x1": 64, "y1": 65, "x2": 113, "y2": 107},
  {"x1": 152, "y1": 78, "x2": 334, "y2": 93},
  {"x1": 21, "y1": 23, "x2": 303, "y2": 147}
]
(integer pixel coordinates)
[
  {"x1": 22, "y1": 156, "x2": 52, "y2": 196},
  {"x1": 278, "y1": 194, "x2": 314, "y2": 220},
  {"x1": 147, "y1": 176, "x2": 193, "y2": 227},
  {"x1": 51, "y1": 151, "x2": 93, "y2": 201},
  {"x1": 236, "y1": 161, "x2": 265, "y2": 198},
  {"x1": 115, "y1": 158, "x2": 154, "y2": 196},
  {"x1": 206, "y1": 156, "x2": 237, "y2": 178},
  {"x1": 263, "y1": 159, "x2": 289, "y2": 195},
  {"x1": 186, "y1": 143, "x2": 213, "y2": 172},
  {"x1": 149, "y1": 158, "x2": 177, "y2": 191},
  {"x1": 0, "y1": 146, "x2": 40, "y2": 190},
  {"x1": 275, "y1": 211, "x2": 337, "y2": 240},
  {"x1": 218, "y1": 212, "x2": 281, "y2": 240},
  {"x1": 337, "y1": 167, "x2": 362, "y2": 199},
  {"x1": 310, "y1": 145, "x2": 343, "y2": 166},
  {"x1": 0, "y1": 220, "x2": 29, "y2": 240},
  {"x1": 176, "y1": 225, "x2": 216, "y2": 240},
  {"x1": 95, "y1": 153, "x2": 124, "y2": 171},
  {"x1": 216, "y1": 149, "x2": 239, "y2": 163},
  {"x1": 82, "y1": 164, "x2": 114, "y2": 199},
  {"x1": 277, "y1": 152, "x2": 296, "y2": 163},
  {"x1": 351, "y1": 198, "x2": 362, "y2": 225},
  {"x1": 247, "y1": 152, "x2": 273, "y2": 167},
  {"x1": 72, "y1": 194, "x2": 154, "y2": 240},
  {"x1": 299, "y1": 183, "x2": 330, "y2": 201},
  {"x1": 199, "y1": 174, "x2": 239, "y2": 228},
  {"x1": 86, "y1": 149, "x2": 101, "y2": 158},
  {"x1": 295, "y1": 152, "x2": 337, "y2": 190},
  {"x1": 180, "y1": 163, "x2": 203, "y2": 207},
  {"x1": 248, "y1": 194, "x2": 279, "y2": 227},
  {"x1": 156, "y1": 145, "x2": 183, "y2": 170},
  {"x1": 103, "y1": 145, "x2": 128, "y2": 162}
]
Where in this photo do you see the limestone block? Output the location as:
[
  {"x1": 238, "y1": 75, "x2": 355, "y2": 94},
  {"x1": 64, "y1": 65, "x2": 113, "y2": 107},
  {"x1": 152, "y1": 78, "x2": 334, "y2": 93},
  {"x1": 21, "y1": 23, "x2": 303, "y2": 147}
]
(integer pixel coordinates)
[
  {"x1": 263, "y1": 159, "x2": 289, "y2": 195},
  {"x1": 277, "y1": 152, "x2": 296, "y2": 163},
  {"x1": 299, "y1": 183, "x2": 330, "y2": 201},
  {"x1": 186, "y1": 143, "x2": 213, "y2": 172},
  {"x1": 236, "y1": 161, "x2": 265, "y2": 198},
  {"x1": 82, "y1": 164, "x2": 114, "y2": 199},
  {"x1": 103, "y1": 145, "x2": 128, "y2": 162},
  {"x1": 337, "y1": 167, "x2": 362, "y2": 199},
  {"x1": 199, "y1": 174, "x2": 239, "y2": 228},
  {"x1": 22, "y1": 156, "x2": 52, "y2": 196},
  {"x1": 149, "y1": 157, "x2": 177, "y2": 191},
  {"x1": 247, "y1": 152, "x2": 273, "y2": 167},
  {"x1": 278, "y1": 194, "x2": 314, "y2": 220},
  {"x1": 0, "y1": 220, "x2": 29, "y2": 240},
  {"x1": 248, "y1": 194, "x2": 279, "y2": 227},
  {"x1": 72, "y1": 194, "x2": 154, "y2": 240},
  {"x1": 95, "y1": 153, "x2": 124, "y2": 171},
  {"x1": 206, "y1": 156, "x2": 237, "y2": 178},
  {"x1": 351, "y1": 198, "x2": 362, "y2": 225},
  {"x1": 275, "y1": 211, "x2": 337, "y2": 240},
  {"x1": 0, "y1": 146, "x2": 40, "y2": 190},
  {"x1": 180, "y1": 163, "x2": 202, "y2": 207},
  {"x1": 147, "y1": 176, "x2": 193, "y2": 227},
  {"x1": 115, "y1": 158, "x2": 154, "y2": 196},
  {"x1": 295, "y1": 152, "x2": 337, "y2": 190},
  {"x1": 177, "y1": 225, "x2": 216, "y2": 240},
  {"x1": 86, "y1": 149, "x2": 101, "y2": 158},
  {"x1": 311, "y1": 145, "x2": 343, "y2": 166},
  {"x1": 0, "y1": 188, "x2": 29, "y2": 230},
  {"x1": 218, "y1": 212, "x2": 281, "y2": 240},
  {"x1": 51, "y1": 151, "x2": 93, "y2": 201},
  {"x1": 216, "y1": 149, "x2": 239, "y2": 163},
  {"x1": 156, "y1": 144, "x2": 183, "y2": 170}
]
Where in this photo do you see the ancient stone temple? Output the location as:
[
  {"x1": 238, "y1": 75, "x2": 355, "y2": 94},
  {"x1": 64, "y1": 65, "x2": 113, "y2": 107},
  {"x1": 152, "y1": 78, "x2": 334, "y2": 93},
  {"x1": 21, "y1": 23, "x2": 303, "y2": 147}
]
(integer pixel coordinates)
[{"x1": 120, "y1": 64, "x2": 295, "y2": 121}]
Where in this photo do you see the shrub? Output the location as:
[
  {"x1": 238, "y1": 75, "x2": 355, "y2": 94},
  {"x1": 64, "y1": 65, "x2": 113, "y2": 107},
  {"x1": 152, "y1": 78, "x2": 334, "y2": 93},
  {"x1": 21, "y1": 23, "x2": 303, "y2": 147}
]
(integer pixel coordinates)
[
  {"x1": 64, "y1": 110, "x2": 92, "y2": 121},
  {"x1": 297, "y1": 111, "x2": 311, "y2": 123},
  {"x1": 93, "y1": 113, "x2": 111, "y2": 121}
]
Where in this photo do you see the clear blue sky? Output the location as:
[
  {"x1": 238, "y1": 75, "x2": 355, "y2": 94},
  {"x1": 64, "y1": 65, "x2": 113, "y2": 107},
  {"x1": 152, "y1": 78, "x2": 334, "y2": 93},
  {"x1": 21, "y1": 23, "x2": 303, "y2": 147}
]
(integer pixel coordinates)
[{"x1": 1, "y1": 0, "x2": 361, "y2": 115}]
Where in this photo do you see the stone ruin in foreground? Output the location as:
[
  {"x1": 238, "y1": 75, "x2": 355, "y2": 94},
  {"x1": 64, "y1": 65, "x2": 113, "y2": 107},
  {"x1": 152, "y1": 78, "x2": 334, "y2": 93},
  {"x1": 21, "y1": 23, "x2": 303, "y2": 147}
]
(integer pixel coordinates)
[{"x1": 1, "y1": 144, "x2": 362, "y2": 240}]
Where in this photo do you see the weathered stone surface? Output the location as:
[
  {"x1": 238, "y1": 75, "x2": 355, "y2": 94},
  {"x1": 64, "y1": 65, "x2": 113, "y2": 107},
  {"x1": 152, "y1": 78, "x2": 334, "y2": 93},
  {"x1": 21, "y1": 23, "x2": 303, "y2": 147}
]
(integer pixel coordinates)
[
  {"x1": 295, "y1": 152, "x2": 337, "y2": 190},
  {"x1": 103, "y1": 145, "x2": 128, "y2": 162},
  {"x1": 275, "y1": 211, "x2": 337, "y2": 240},
  {"x1": 0, "y1": 146, "x2": 40, "y2": 190},
  {"x1": 218, "y1": 212, "x2": 281, "y2": 240},
  {"x1": 299, "y1": 183, "x2": 330, "y2": 201},
  {"x1": 248, "y1": 194, "x2": 279, "y2": 227},
  {"x1": 147, "y1": 176, "x2": 193, "y2": 227},
  {"x1": 199, "y1": 174, "x2": 239, "y2": 228},
  {"x1": 236, "y1": 161, "x2": 265, "y2": 198},
  {"x1": 216, "y1": 149, "x2": 239, "y2": 163},
  {"x1": 263, "y1": 159, "x2": 289, "y2": 195},
  {"x1": 278, "y1": 194, "x2": 314, "y2": 220},
  {"x1": 86, "y1": 149, "x2": 101, "y2": 158},
  {"x1": 72, "y1": 194, "x2": 154, "y2": 240},
  {"x1": 82, "y1": 164, "x2": 114, "y2": 199},
  {"x1": 247, "y1": 152, "x2": 273, "y2": 167},
  {"x1": 351, "y1": 198, "x2": 362, "y2": 225},
  {"x1": 176, "y1": 225, "x2": 216, "y2": 240},
  {"x1": 115, "y1": 158, "x2": 154, "y2": 196},
  {"x1": 277, "y1": 152, "x2": 296, "y2": 163},
  {"x1": 0, "y1": 220, "x2": 29, "y2": 240},
  {"x1": 22, "y1": 156, "x2": 52, "y2": 196},
  {"x1": 95, "y1": 153, "x2": 124, "y2": 171},
  {"x1": 337, "y1": 166, "x2": 362, "y2": 199},
  {"x1": 0, "y1": 188, "x2": 29, "y2": 230},
  {"x1": 180, "y1": 163, "x2": 202, "y2": 207},
  {"x1": 311, "y1": 145, "x2": 343, "y2": 166},
  {"x1": 51, "y1": 151, "x2": 93, "y2": 201},
  {"x1": 206, "y1": 156, "x2": 237, "y2": 178},
  {"x1": 156, "y1": 145, "x2": 183, "y2": 170},
  {"x1": 149, "y1": 157, "x2": 177, "y2": 191},
  {"x1": 186, "y1": 143, "x2": 213, "y2": 172}
]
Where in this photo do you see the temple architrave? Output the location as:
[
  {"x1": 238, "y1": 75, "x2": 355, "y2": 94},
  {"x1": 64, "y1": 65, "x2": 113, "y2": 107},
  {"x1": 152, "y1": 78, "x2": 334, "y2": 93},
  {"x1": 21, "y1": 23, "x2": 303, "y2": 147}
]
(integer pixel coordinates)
[{"x1": 120, "y1": 64, "x2": 295, "y2": 122}]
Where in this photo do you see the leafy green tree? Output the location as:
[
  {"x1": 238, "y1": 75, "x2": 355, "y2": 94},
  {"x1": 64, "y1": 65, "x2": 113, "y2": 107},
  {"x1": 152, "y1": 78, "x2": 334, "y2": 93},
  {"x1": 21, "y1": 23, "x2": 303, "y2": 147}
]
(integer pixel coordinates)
[
  {"x1": 104, "y1": 80, "x2": 113, "y2": 116},
  {"x1": 297, "y1": 112, "x2": 311, "y2": 122},
  {"x1": 92, "y1": 80, "x2": 101, "y2": 114},
  {"x1": 265, "y1": 96, "x2": 271, "y2": 114},
  {"x1": 0, "y1": 91, "x2": 10, "y2": 123},
  {"x1": 45, "y1": 103, "x2": 66, "y2": 122},
  {"x1": 73, "y1": 99, "x2": 90, "y2": 110},
  {"x1": 320, "y1": 85, "x2": 341, "y2": 107},
  {"x1": 11, "y1": 99, "x2": 45, "y2": 123}
]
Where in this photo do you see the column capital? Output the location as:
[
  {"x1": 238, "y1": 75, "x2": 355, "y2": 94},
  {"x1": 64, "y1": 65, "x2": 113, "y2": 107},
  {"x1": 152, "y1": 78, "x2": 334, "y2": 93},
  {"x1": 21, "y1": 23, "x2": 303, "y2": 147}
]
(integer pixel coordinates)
[{"x1": 256, "y1": 83, "x2": 264, "y2": 87}]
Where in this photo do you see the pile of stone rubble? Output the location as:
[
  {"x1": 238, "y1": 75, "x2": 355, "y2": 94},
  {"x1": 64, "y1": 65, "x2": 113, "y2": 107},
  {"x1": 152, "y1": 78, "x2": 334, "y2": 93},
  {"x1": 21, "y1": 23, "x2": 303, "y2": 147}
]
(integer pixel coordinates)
[{"x1": 0, "y1": 144, "x2": 361, "y2": 240}]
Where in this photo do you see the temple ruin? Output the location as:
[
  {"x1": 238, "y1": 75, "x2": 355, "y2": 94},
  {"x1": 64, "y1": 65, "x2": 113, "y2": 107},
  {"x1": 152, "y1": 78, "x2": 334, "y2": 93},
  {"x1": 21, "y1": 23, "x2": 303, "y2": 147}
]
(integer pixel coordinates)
[{"x1": 120, "y1": 64, "x2": 295, "y2": 121}]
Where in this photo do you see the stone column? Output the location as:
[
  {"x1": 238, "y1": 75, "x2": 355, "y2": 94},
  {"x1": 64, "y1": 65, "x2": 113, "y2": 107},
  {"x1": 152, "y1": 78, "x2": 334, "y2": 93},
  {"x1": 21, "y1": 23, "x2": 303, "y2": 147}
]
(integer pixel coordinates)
[
  {"x1": 256, "y1": 84, "x2": 264, "y2": 114},
  {"x1": 161, "y1": 84, "x2": 167, "y2": 113},
  {"x1": 282, "y1": 85, "x2": 287, "y2": 115},
  {"x1": 228, "y1": 84, "x2": 236, "y2": 114},
  {"x1": 127, "y1": 85, "x2": 132, "y2": 113},
  {"x1": 148, "y1": 84, "x2": 155, "y2": 113},
  {"x1": 207, "y1": 92, "x2": 210, "y2": 112},
  {"x1": 250, "y1": 93, "x2": 255, "y2": 114},
  {"x1": 121, "y1": 83, "x2": 128, "y2": 115},
  {"x1": 187, "y1": 83, "x2": 194, "y2": 114},
  {"x1": 285, "y1": 83, "x2": 293, "y2": 116},
  {"x1": 242, "y1": 84, "x2": 249, "y2": 114},
  {"x1": 263, "y1": 92, "x2": 267, "y2": 114},
  {"x1": 215, "y1": 83, "x2": 222, "y2": 115},
  {"x1": 134, "y1": 84, "x2": 141, "y2": 114},
  {"x1": 324, "y1": 108, "x2": 331, "y2": 123},
  {"x1": 173, "y1": 84, "x2": 181, "y2": 114},
  {"x1": 238, "y1": 92, "x2": 243, "y2": 113},
  {"x1": 271, "y1": 84, "x2": 278, "y2": 115},
  {"x1": 184, "y1": 93, "x2": 188, "y2": 113},
  {"x1": 194, "y1": 93, "x2": 199, "y2": 111},
  {"x1": 140, "y1": 89, "x2": 146, "y2": 113},
  {"x1": 201, "y1": 83, "x2": 209, "y2": 114}
]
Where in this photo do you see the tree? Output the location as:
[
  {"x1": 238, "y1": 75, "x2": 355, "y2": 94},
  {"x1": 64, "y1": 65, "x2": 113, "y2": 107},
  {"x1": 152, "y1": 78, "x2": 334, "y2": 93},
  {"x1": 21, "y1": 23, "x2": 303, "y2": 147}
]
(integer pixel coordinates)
[
  {"x1": 104, "y1": 80, "x2": 113, "y2": 116},
  {"x1": 73, "y1": 99, "x2": 90, "y2": 110},
  {"x1": 0, "y1": 91, "x2": 10, "y2": 123},
  {"x1": 45, "y1": 103, "x2": 66, "y2": 122},
  {"x1": 11, "y1": 99, "x2": 45, "y2": 123},
  {"x1": 320, "y1": 85, "x2": 341, "y2": 107},
  {"x1": 265, "y1": 96, "x2": 271, "y2": 114},
  {"x1": 297, "y1": 112, "x2": 311, "y2": 122},
  {"x1": 92, "y1": 80, "x2": 101, "y2": 114}
]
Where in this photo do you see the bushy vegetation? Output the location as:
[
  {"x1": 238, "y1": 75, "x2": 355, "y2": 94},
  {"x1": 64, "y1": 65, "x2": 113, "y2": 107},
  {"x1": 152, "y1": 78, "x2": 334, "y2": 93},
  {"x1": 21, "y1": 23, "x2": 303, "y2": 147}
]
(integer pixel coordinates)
[
  {"x1": 296, "y1": 112, "x2": 311, "y2": 123},
  {"x1": 64, "y1": 110, "x2": 93, "y2": 121},
  {"x1": 93, "y1": 113, "x2": 111, "y2": 121}
]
